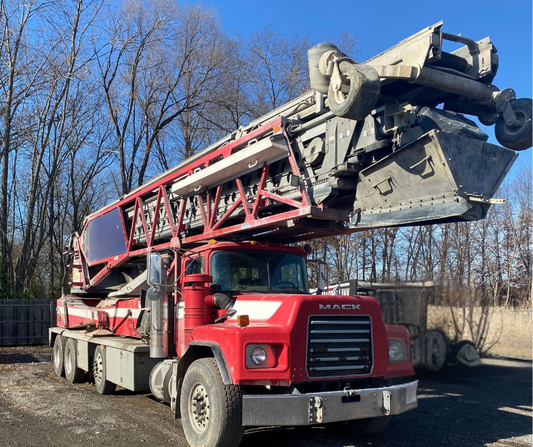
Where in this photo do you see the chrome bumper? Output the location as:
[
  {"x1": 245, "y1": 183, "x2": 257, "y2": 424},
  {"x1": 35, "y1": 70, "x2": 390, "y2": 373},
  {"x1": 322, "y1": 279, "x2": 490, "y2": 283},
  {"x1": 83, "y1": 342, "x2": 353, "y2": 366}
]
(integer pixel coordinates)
[{"x1": 242, "y1": 380, "x2": 418, "y2": 426}]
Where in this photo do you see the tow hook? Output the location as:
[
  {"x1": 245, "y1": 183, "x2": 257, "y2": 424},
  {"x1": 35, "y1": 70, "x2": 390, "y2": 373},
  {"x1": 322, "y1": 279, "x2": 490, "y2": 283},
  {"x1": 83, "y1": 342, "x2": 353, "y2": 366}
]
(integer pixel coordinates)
[
  {"x1": 382, "y1": 391, "x2": 391, "y2": 415},
  {"x1": 343, "y1": 387, "x2": 357, "y2": 397},
  {"x1": 308, "y1": 397, "x2": 323, "y2": 423}
]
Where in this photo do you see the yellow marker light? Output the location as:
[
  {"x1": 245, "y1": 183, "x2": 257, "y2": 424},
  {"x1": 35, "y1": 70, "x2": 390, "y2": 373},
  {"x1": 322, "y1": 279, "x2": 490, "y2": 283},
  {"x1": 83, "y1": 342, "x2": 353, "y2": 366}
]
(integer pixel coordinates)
[
  {"x1": 250, "y1": 240, "x2": 257, "y2": 245},
  {"x1": 237, "y1": 315, "x2": 250, "y2": 327},
  {"x1": 273, "y1": 125, "x2": 281, "y2": 134},
  {"x1": 208, "y1": 239, "x2": 217, "y2": 244}
]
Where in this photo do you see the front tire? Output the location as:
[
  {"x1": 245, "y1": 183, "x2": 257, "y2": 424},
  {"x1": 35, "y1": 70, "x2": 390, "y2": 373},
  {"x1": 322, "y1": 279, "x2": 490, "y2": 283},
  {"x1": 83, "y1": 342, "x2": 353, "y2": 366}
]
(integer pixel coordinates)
[
  {"x1": 424, "y1": 329, "x2": 448, "y2": 372},
  {"x1": 180, "y1": 358, "x2": 244, "y2": 447},
  {"x1": 495, "y1": 98, "x2": 532, "y2": 150}
]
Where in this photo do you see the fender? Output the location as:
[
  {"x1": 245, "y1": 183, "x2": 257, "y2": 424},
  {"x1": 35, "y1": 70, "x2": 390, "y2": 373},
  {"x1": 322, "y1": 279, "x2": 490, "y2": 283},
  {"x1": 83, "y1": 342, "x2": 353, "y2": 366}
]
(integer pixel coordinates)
[
  {"x1": 173, "y1": 341, "x2": 232, "y2": 419},
  {"x1": 48, "y1": 327, "x2": 66, "y2": 346},
  {"x1": 385, "y1": 324, "x2": 415, "y2": 379},
  {"x1": 178, "y1": 341, "x2": 232, "y2": 385}
]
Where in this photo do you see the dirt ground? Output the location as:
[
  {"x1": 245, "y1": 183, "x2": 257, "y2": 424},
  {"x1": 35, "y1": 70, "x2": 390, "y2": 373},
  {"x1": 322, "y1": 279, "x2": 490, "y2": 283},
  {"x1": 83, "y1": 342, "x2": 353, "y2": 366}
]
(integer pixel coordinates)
[{"x1": 0, "y1": 345, "x2": 531, "y2": 447}]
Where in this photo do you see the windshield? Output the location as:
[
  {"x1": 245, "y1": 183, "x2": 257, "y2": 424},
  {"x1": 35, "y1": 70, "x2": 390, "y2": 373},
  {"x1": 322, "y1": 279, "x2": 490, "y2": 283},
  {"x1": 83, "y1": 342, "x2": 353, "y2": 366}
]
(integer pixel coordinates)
[{"x1": 209, "y1": 249, "x2": 309, "y2": 293}]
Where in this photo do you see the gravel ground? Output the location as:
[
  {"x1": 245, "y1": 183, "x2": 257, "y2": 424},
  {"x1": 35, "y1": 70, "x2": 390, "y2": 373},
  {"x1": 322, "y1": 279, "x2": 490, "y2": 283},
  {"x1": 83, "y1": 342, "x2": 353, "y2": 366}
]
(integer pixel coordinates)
[{"x1": 0, "y1": 346, "x2": 531, "y2": 447}]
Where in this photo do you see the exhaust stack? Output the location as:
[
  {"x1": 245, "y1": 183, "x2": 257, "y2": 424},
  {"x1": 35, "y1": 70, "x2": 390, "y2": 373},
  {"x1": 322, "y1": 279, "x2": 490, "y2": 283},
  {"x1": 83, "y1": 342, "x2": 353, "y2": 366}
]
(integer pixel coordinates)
[{"x1": 147, "y1": 252, "x2": 169, "y2": 358}]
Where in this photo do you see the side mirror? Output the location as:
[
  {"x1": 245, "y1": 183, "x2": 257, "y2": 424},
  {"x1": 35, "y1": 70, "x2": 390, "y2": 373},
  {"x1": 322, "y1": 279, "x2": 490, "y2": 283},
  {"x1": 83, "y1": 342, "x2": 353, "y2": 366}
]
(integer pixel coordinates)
[
  {"x1": 147, "y1": 252, "x2": 165, "y2": 288},
  {"x1": 318, "y1": 261, "x2": 325, "y2": 294}
]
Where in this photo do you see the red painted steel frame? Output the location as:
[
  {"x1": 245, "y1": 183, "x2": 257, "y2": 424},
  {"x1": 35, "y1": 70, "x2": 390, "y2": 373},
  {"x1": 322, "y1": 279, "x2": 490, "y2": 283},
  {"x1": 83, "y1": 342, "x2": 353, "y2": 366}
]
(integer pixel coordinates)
[
  {"x1": 87, "y1": 117, "x2": 284, "y2": 221},
  {"x1": 75, "y1": 117, "x2": 331, "y2": 290}
]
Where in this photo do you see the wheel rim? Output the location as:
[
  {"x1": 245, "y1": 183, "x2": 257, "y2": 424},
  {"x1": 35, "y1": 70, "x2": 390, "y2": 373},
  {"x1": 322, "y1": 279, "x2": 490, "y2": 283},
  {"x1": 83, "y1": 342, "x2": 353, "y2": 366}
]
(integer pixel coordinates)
[
  {"x1": 188, "y1": 382, "x2": 210, "y2": 434},
  {"x1": 333, "y1": 73, "x2": 350, "y2": 104},
  {"x1": 65, "y1": 346, "x2": 73, "y2": 376},
  {"x1": 53, "y1": 342, "x2": 62, "y2": 369},
  {"x1": 93, "y1": 351, "x2": 104, "y2": 386}
]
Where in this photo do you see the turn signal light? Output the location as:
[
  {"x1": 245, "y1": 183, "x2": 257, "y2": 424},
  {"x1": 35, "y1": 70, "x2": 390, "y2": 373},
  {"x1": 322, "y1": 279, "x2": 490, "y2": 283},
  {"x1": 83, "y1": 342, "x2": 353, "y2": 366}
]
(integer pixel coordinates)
[
  {"x1": 237, "y1": 315, "x2": 249, "y2": 327},
  {"x1": 208, "y1": 239, "x2": 217, "y2": 244}
]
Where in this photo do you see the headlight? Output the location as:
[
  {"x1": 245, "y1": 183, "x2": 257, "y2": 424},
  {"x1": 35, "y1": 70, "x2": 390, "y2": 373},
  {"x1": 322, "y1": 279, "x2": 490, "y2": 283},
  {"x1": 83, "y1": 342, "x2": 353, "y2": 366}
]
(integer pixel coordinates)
[
  {"x1": 251, "y1": 347, "x2": 266, "y2": 365},
  {"x1": 388, "y1": 340, "x2": 408, "y2": 364},
  {"x1": 245, "y1": 344, "x2": 277, "y2": 369}
]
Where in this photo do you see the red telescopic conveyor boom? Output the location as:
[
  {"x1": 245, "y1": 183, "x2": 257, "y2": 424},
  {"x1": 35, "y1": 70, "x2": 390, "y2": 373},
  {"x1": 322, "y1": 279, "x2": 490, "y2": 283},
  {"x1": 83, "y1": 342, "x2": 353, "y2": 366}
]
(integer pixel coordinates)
[{"x1": 67, "y1": 22, "x2": 528, "y2": 294}]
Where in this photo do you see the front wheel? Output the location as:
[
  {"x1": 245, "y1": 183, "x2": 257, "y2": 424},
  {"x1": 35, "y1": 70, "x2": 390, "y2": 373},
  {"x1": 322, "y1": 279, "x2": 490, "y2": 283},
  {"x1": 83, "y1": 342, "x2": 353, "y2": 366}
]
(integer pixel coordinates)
[
  {"x1": 180, "y1": 358, "x2": 244, "y2": 447},
  {"x1": 495, "y1": 98, "x2": 532, "y2": 150},
  {"x1": 424, "y1": 330, "x2": 448, "y2": 372},
  {"x1": 327, "y1": 61, "x2": 380, "y2": 121}
]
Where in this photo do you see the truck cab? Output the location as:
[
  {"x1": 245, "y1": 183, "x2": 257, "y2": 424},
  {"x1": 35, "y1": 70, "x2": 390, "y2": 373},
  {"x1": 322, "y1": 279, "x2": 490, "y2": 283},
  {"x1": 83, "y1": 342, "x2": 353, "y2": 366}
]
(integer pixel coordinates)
[
  {"x1": 51, "y1": 240, "x2": 418, "y2": 447},
  {"x1": 175, "y1": 241, "x2": 415, "y2": 381},
  {"x1": 162, "y1": 241, "x2": 417, "y2": 443}
]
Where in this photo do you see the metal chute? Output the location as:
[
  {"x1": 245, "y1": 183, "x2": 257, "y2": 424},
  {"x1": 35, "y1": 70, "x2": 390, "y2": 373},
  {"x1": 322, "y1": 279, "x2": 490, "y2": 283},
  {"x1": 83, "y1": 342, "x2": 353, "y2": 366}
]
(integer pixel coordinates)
[{"x1": 350, "y1": 129, "x2": 517, "y2": 229}]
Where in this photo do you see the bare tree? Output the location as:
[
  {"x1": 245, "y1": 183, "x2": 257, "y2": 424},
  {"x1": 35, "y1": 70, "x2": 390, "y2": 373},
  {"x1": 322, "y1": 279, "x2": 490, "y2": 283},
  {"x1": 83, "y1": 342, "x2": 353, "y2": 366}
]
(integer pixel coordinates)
[
  {"x1": 245, "y1": 26, "x2": 310, "y2": 117},
  {"x1": 13, "y1": 0, "x2": 105, "y2": 294},
  {"x1": 0, "y1": 0, "x2": 44, "y2": 295},
  {"x1": 97, "y1": 1, "x2": 229, "y2": 194}
]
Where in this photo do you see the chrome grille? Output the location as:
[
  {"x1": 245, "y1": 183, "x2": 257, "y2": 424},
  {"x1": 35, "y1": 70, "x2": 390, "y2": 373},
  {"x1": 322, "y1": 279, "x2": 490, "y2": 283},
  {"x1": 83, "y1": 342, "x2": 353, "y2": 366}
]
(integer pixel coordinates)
[{"x1": 307, "y1": 315, "x2": 373, "y2": 378}]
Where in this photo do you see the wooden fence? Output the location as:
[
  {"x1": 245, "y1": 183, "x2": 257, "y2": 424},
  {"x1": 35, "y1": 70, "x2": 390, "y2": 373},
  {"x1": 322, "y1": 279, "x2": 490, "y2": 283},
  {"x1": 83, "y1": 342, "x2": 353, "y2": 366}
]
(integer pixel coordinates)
[{"x1": 0, "y1": 299, "x2": 56, "y2": 346}]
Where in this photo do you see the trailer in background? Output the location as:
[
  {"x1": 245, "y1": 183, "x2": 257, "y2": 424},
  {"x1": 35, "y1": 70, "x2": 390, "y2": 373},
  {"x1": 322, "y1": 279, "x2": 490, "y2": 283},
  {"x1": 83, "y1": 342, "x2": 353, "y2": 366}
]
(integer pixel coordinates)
[{"x1": 317, "y1": 281, "x2": 480, "y2": 372}]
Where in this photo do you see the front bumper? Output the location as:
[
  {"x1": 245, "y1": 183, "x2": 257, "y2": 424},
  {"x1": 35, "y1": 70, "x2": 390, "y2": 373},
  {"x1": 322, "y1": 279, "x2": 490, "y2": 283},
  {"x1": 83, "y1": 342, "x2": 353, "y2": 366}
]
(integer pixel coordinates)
[{"x1": 242, "y1": 380, "x2": 418, "y2": 426}]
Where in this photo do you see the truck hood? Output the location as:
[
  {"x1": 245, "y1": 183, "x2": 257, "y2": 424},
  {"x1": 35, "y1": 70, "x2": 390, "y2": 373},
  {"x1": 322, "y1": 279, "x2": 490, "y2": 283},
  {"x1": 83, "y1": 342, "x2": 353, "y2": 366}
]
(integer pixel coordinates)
[
  {"x1": 191, "y1": 293, "x2": 391, "y2": 384},
  {"x1": 225, "y1": 293, "x2": 383, "y2": 324}
]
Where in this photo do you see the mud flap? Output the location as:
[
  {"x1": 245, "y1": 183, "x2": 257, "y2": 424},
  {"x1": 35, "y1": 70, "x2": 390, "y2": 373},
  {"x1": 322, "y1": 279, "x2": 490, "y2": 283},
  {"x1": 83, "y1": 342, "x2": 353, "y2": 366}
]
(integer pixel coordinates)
[{"x1": 350, "y1": 130, "x2": 517, "y2": 229}]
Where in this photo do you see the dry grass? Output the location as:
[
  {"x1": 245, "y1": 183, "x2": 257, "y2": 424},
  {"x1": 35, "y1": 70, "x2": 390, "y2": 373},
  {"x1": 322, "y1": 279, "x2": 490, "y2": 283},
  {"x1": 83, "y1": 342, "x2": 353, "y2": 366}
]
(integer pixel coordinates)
[{"x1": 428, "y1": 306, "x2": 532, "y2": 359}]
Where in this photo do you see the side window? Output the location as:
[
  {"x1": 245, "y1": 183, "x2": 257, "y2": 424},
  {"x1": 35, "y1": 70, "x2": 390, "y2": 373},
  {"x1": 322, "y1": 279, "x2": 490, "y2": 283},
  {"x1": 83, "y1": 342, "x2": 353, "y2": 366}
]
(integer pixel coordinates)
[
  {"x1": 84, "y1": 208, "x2": 127, "y2": 262},
  {"x1": 185, "y1": 256, "x2": 205, "y2": 274}
]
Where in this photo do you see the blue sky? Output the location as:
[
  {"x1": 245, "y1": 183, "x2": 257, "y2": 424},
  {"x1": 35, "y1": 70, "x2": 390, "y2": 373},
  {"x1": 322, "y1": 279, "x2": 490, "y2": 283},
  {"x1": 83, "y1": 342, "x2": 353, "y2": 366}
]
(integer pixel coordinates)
[{"x1": 212, "y1": 0, "x2": 532, "y2": 175}]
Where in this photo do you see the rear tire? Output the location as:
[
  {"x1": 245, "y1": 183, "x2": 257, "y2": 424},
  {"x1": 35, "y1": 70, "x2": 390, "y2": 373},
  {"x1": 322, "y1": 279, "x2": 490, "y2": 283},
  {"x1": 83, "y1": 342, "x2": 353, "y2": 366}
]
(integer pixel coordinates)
[
  {"x1": 308, "y1": 42, "x2": 342, "y2": 94},
  {"x1": 452, "y1": 340, "x2": 481, "y2": 368},
  {"x1": 52, "y1": 335, "x2": 65, "y2": 377},
  {"x1": 64, "y1": 338, "x2": 86, "y2": 383},
  {"x1": 180, "y1": 358, "x2": 244, "y2": 447},
  {"x1": 92, "y1": 346, "x2": 116, "y2": 395}
]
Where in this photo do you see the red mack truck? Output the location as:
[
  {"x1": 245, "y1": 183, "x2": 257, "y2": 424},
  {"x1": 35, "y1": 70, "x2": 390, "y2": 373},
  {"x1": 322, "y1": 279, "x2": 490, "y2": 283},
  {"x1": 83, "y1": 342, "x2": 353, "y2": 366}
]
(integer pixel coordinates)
[{"x1": 49, "y1": 22, "x2": 530, "y2": 447}]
